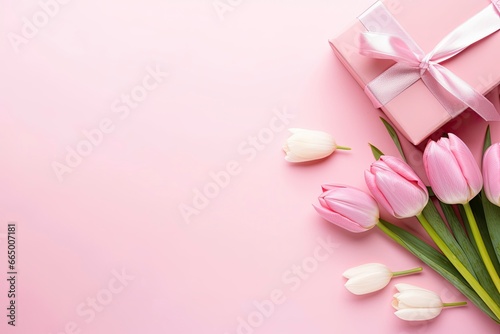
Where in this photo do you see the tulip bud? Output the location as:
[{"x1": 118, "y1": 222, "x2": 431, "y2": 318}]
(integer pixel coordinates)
[
  {"x1": 343, "y1": 263, "x2": 422, "y2": 295},
  {"x1": 313, "y1": 184, "x2": 379, "y2": 233},
  {"x1": 283, "y1": 128, "x2": 350, "y2": 163},
  {"x1": 364, "y1": 156, "x2": 429, "y2": 218},
  {"x1": 483, "y1": 143, "x2": 500, "y2": 206},
  {"x1": 392, "y1": 284, "x2": 466, "y2": 321},
  {"x1": 423, "y1": 133, "x2": 483, "y2": 204}
]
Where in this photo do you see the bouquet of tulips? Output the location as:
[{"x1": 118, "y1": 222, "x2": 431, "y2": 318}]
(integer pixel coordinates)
[{"x1": 288, "y1": 121, "x2": 500, "y2": 323}]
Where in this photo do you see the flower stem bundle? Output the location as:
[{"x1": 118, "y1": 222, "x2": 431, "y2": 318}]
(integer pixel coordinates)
[{"x1": 314, "y1": 120, "x2": 500, "y2": 323}]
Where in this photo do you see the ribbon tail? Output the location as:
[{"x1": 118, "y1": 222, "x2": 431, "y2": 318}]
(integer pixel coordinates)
[
  {"x1": 428, "y1": 4, "x2": 500, "y2": 62},
  {"x1": 427, "y1": 64, "x2": 500, "y2": 121}
]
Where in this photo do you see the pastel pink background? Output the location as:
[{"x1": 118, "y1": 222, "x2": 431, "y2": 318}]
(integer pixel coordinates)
[{"x1": 0, "y1": 0, "x2": 499, "y2": 333}]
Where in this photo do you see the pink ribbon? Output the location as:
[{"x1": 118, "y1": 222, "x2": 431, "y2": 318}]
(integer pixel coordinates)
[
  {"x1": 486, "y1": 86, "x2": 500, "y2": 111},
  {"x1": 358, "y1": 1, "x2": 500, "y2": 121}
]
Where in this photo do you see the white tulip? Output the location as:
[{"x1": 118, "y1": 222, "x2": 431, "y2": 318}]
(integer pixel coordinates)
[
  {"x1": 392, "y1": 284, "x2": 467, "y2": 321},
  {"x1": 343, "y1": 263, "x2": 422, "y2": 295},
  {"x1": 283, "y1": 128, "x2": 350, "y2": 163}
]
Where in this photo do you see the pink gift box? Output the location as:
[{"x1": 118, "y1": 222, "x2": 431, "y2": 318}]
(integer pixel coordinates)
[{"x1": 330, "y1": 0, "x2": 500, "y2": 145}]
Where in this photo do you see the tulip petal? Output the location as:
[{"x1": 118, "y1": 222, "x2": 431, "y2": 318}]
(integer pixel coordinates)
[
  {"x1": 395, "y1": 308, "x2": 442, "y2": 321},
  {"x1": 396, "y1": 289, "x2": 443, "y2": 309},
  {"x1": 324, "y1": 199, "x2": 378, "y2": 229},
  {"x1": 284, "y1": 151, "x2": 308, "y2": 163},
  {"x1": 380, "y1": 156, "x2": 428, "y2": 193},
  {"x1": 318, "y1": 197, "x2": 330, "y2": 210},
  {"x1": 365, "y1": 157, "x2": 428, "y2": 218},
  {"x1": 395, "y1": 283, "x2": 425, "y2": 292},
  {"x1": 393, "y1": 284, "x2": 444, "y2": 321},
  {"x1": 323, "y1": 188, "x2": 379, "y2": 229},
  {"x1": 344, "y1": 271, "x2": 392, "y2": 295},
  {"x1": 321, "y1": 184, "x2": 337, "y2": 192},
  {"x1": 342, "y1": 263, "x2": 389, "y2": 278},
  {"x1": 373, "y1": 169, "x2": 429, "y2": 218},
  {"x1": 483, "y1": 144, "x2": 500, "y2": 205},
  {"x1": 313, "y1": 204, "x2": 369, "y2": 233},
  {"x1": 286, "y1": 141, "x2": 334, "y2": 160},
  {"x1": 424, "y1": 140, "x2": 469, "y2": 204},
  {"x1": 321, "y1": 184, "x2": 353, "y2": 192},
  {"x1": 336, "y1": 187, "x2": 380, "y2": 217},
  {"x1": 314, "y1": 185, "x2": 379, "y2": 233},
  {"x1": 392, "y1": 294, "x2": 401, "y2": 310},
  {"x1": 285, "y1": 129, "x2": 336, "y2": 162},
  {"x1": 448, "y1": 134, "x2": 483, "y2": 199},
  {"x1": 365, "y1": 170, "x2": 397, "y2": 217}
]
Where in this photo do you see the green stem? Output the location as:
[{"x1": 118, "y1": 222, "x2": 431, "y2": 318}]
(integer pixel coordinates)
[
  {"x1": 463, "y1": 202, "x2": 500, "y2": 294},
  {"x1": 443, "y1": 301, "x2": 468, "y2": 308},
  {"x1": 392, "y1": 267, "x2": 423, "y2": 277},
  {"x1": 336, "y1": 146, "x2": 351, "y2": 150},
  {"x1": 416, "y1": 213, "x2": 500, "y2": 319}
]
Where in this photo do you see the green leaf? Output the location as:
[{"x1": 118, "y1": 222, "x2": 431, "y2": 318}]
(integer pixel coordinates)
[
  {"x1": 369, "y1": 144, "x2": 384, "y2": 160},
  {"x1": 459, "y1": 205, "x2": 476, "y2": 251},
  {"x1": 469, "y1": 195, "x2": 500, "y2": 272},
  {"x1": 481, "y1": 194, "x2": 500, "y2": 272},
  {"x1": 440, "y1": 202, "x2": 500, "y2": 305},
  {"x1": 380, "y1": 117, "x2": 407, "y2": 162},
  {"x1": 422, "y1": 201, "x2": 478, "y2": 280},
  {"x1": 378, "y1": 220, "x2": 500, "y2": 323},
  {"x1": 440, "y1": 203, "x2": 478, "y2": 258},
  {"x1": 483, "y1": 125, "x2": 492, "y2": 153},
  {"x1": 479, "y1": 124, "x2": 500, "y2": 272}
]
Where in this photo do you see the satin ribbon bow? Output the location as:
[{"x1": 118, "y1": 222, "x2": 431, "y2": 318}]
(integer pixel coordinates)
[{"x1": 358, "y1": 1, "x2": 500, "y2": 121}]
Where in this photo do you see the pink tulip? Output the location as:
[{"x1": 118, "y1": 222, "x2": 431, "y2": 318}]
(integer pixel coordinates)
[
  {"x1": 423, "y1": 134, "x2": 483, "y2": 204},
  {"x1": 364, "y1": 156, "x2": 429, "y2": 218},
  {"x1": 483, "y1": 143, "x2": 500, "y2": 206},
  {"x1": 313, "y1": 184, "x2": 379, "y2": 233}
]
